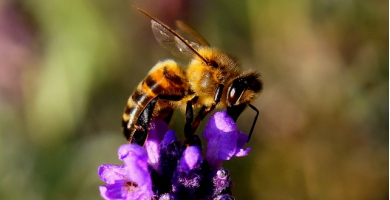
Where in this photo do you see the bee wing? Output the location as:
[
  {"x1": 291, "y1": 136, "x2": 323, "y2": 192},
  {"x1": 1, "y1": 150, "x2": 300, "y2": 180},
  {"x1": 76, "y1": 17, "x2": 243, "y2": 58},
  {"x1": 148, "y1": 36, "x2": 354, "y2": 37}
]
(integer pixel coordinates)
[
  {"x1": 151, "y1": 20, "x2": 199, "y2": 59},
  {"x1": 175, "y1": 20, "x2": 210, "y2": 47},
  {"x1": 134, "y1": 6, "x2": 208, "y2": 62}
]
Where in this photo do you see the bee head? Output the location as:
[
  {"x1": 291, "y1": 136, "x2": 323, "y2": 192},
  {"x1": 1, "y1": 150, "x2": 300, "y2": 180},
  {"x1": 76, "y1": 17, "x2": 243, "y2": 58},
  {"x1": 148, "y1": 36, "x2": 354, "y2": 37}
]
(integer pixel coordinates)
[{"x1": 226, "y1": 71, "x2": 262, "y2": 107}]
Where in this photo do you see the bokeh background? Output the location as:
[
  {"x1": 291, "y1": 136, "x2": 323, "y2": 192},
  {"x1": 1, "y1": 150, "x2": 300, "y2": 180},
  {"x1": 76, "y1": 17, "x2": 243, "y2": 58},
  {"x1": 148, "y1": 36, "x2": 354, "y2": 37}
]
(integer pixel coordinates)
[{"x1": 0, "y1": 0, "x2": 388, "y2": 199}]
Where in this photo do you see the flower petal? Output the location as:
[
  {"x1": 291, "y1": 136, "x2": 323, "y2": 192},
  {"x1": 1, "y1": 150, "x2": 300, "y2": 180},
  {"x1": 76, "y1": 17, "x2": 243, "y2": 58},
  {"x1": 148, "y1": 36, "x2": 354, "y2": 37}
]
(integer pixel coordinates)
[
  {"x1": 217, "y1": 129, "x2": 238, "y2": 160},
  {"x1": 119, "y1": 145, "x2": 150, "y2": 185},
  {"x1": 160, "y1": 130, "x2": 178, "y2": 148},
  {"x1": 233, "y1": 131, "x2": 251, "y2": 157},
  {"x1": 235, "y1": 131, "x2": 248, "y2": 148},
  {"x1": 99, "y1": 181, "x2": 127, "y2": 200},
  {"x1": 203, "y1": 111, "x2": 236, "y2": 140},
  {"x1": 144, "y1": 119, "x2": 170, "y2": 170},
  {"x1": 118, "y1": 144, "x2": 147, "y2": 162},
  {"x1": 159, "y1": 130, "x2": 182, "y2": 178},
  {"x1": 203, "y1": 111, "x2": 251, "y2": 170},
  {"x1": 172, "y1": 146, "x2": 203, "y2": 197},
  {"x1": 179, "y1": 146, "x2": 202, "y2": 171},
  {"x1": 98, "y1": 164, "x2": 128, "y2": 184},
  {"x1": 100, "y1": 144, "x2": 153, "y2": 200}
]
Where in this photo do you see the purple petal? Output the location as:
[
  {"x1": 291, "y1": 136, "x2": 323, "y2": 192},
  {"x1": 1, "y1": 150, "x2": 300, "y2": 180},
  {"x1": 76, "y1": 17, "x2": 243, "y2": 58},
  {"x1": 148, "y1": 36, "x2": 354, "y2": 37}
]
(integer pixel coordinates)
[
  {"x1": 126, "y1": 183, "x2": 154, "y2": 200},
  {"x1": 120, "y1": 146, "x2": 150, "y2": 185},
  {"x1": 179, "y1": 146, "x2": 202, "y2": 171},
  {"x1": 99, "y1": 144, "x2": 153, "y2": 200},
  {"x1": 144, "y1": 119, "x2": 170, "y2": 170},
  {"x1": 234, "y1": 147, "x2": 251, "y2": 157},
  {"x1": 159, "y1": 130, "x2": 182, "y2": 178},
  {"x1": 160, "y1": 130, "x2": 178, "y2": 148},
  {"x1": 99, "y1": 181, "x2": 127, "y2": 200},
  {"x1": 99, "y1": 185, "x2": 111, "y2": 200},
  {"x1": 118, "y1": 144, "x2": 148, "y2": 171},
  {"x1": 203, "y1": 111, "x2": 236, "y2": 140},
  {"x1": 98, "y1": 164, "x2": 128, "y2": 184},
  {"x1": 172, "y1": 146, "x2": 203, "y2": 196},
  {"x1": 217, "y1": 129, "x2": 238, "y2": 160},
  {"x1": 118, "y1": 144, "x2": 147, "y2": 162},
  {"x1": 235, "y1": 131, "x2": 248, "y2": 150},
  {"x1": 234, "y1": 131, "x2": 251, "y2": 157},
  {"x1": 100, "y1": 179, "x2": 154, "y2": 200},
  {"x1": 147, "y1": 118, "x2": 170, "y2": 143},
  {"x1": 203, "y1": 111, "x2": 251, "y2": 170}
]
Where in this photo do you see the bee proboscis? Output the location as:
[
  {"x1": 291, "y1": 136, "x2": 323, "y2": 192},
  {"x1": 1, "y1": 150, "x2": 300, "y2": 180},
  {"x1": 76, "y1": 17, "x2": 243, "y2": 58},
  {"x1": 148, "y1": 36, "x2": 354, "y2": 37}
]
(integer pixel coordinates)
[{"x1": 122, "y1": 6, "x2": 263, "y2": 146}]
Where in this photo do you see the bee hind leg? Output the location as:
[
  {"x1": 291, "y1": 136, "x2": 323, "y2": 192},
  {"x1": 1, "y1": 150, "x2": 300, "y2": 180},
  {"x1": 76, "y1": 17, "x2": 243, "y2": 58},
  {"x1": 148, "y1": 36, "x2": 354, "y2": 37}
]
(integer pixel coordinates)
[
  {"x1": 130, "y1": 98, "x2": 159, "y2": 145},
  {"x1": 130, "y1": 94, "x2": 183, "y2": 146}
]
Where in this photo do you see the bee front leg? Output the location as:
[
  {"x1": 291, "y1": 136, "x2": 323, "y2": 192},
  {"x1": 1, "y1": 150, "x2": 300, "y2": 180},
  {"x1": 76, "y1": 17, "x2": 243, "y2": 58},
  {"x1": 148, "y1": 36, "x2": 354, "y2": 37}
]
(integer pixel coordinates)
[{"x1": 192, "y1": 84, "x2": 224, "y2": 133}]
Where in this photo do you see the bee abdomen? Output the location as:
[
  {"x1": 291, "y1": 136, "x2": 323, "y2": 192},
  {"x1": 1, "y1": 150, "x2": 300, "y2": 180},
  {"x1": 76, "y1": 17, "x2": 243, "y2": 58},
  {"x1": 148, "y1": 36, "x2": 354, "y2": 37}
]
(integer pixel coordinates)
[
  {"x1": 122, "y1": 60, "x2": 187, "y2": 141},
  {"x1": 122, "y1": 83, "x2": 156, "y2": 139}
]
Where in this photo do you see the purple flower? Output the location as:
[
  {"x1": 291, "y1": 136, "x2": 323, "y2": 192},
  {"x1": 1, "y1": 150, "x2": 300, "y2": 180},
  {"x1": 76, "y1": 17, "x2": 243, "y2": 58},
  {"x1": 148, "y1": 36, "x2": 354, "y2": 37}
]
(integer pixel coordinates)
[
  {"x1": 158, "y1": 130, "x2": 182, "y2": 177},
  {"x1": 98, "y1": 144, "x2": 153, "y2": 200},
  {"x1": 98, "y1": 111, "x2": 252, "y2": 199},
  {"x1": 171, "y1": 146, "x2": 203, "y2": 198},
  {"x1": 144, "y1": 118, "x2": 170, "y2": 171},
  {"x1": 203, "y1": 111, "x2": 251, "y2": 170}
]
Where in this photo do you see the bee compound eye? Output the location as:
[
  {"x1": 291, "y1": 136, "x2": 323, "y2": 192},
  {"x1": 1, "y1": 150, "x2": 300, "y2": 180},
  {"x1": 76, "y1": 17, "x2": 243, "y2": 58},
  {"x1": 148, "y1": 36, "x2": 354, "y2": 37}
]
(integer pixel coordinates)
[{"x1": 228, "y1": 79, "x2": 246, "y2": 106}]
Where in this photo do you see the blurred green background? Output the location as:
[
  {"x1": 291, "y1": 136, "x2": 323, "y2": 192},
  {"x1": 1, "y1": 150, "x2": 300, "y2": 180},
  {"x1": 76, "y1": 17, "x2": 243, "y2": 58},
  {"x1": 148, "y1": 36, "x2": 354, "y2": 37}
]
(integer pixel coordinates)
[{"x1": 0, "y1": 0, "x2": 388, "y2": 199}]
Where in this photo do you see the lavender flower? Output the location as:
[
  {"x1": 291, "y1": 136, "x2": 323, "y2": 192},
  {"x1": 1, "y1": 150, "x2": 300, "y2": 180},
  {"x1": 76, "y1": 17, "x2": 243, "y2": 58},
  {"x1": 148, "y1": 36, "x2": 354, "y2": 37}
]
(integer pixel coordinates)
[
  {"x1": 98, "y1": 144, "x2": 153, "y2": 200},
  {"x1": 171, "y1": 145, "x2": 203, "y2": 198},
  {"x1": 203, "y1": 111, "x2": 251, "y2": 170},
  {"x1": 98, "y1": 111, "x2": 251, "y2": 200}
]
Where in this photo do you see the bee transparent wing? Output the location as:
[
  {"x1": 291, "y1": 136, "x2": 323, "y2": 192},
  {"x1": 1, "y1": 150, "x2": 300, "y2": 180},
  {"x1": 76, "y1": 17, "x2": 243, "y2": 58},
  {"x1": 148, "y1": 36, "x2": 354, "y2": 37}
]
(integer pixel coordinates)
[
  {"x1": 134, "y1": 6, "x2": 207, "y2": 62},
  {"x1": 175, "y1": 20, "x2": 210, "y2": 47},
  {"x1": 151, "y1": 20, "x2": 198, "y2": 59}
]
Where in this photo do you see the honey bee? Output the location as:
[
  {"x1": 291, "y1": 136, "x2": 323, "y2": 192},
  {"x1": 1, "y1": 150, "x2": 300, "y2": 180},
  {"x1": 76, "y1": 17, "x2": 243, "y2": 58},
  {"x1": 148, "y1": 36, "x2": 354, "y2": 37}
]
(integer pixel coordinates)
[{"x1": 122, "y1": 7, "x2": 263, "y2": 146}]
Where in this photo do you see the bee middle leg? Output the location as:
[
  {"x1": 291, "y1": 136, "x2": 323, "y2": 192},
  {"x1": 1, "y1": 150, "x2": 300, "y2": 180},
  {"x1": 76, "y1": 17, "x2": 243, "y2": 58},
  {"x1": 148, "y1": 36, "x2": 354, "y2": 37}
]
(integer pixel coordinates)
[{"x1": 184, "y1": 96, "x2": 200, "y2": 146}]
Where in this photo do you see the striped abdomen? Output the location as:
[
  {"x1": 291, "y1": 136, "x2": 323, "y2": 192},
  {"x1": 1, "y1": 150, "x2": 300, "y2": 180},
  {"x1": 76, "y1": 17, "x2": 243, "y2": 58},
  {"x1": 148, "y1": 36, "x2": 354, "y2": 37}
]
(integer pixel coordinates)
[{"x1": 122, "y1": 60, "x2": 188, "y2": 144}]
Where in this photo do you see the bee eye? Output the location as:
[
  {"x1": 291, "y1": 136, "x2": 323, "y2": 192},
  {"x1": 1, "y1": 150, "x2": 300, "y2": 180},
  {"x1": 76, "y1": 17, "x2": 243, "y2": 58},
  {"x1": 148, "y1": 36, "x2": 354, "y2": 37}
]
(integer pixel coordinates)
[{"x1": 227, "y1": 78, "x2": 246, "y2": 106}]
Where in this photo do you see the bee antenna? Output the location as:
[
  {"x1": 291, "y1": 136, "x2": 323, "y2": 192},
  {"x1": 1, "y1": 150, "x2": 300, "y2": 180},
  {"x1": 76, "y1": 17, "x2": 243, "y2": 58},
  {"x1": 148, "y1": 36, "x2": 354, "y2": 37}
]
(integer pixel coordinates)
[{"x1": 247, "y1": 104, "x2": 259, "y2": 143}]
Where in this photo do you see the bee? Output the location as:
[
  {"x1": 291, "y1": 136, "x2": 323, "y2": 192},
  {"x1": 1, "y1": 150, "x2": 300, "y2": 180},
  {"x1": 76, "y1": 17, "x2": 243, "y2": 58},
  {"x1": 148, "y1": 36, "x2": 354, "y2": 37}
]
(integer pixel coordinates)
[{"x1": 122, "y1": 7, "x2": 263, "y2": 146}]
